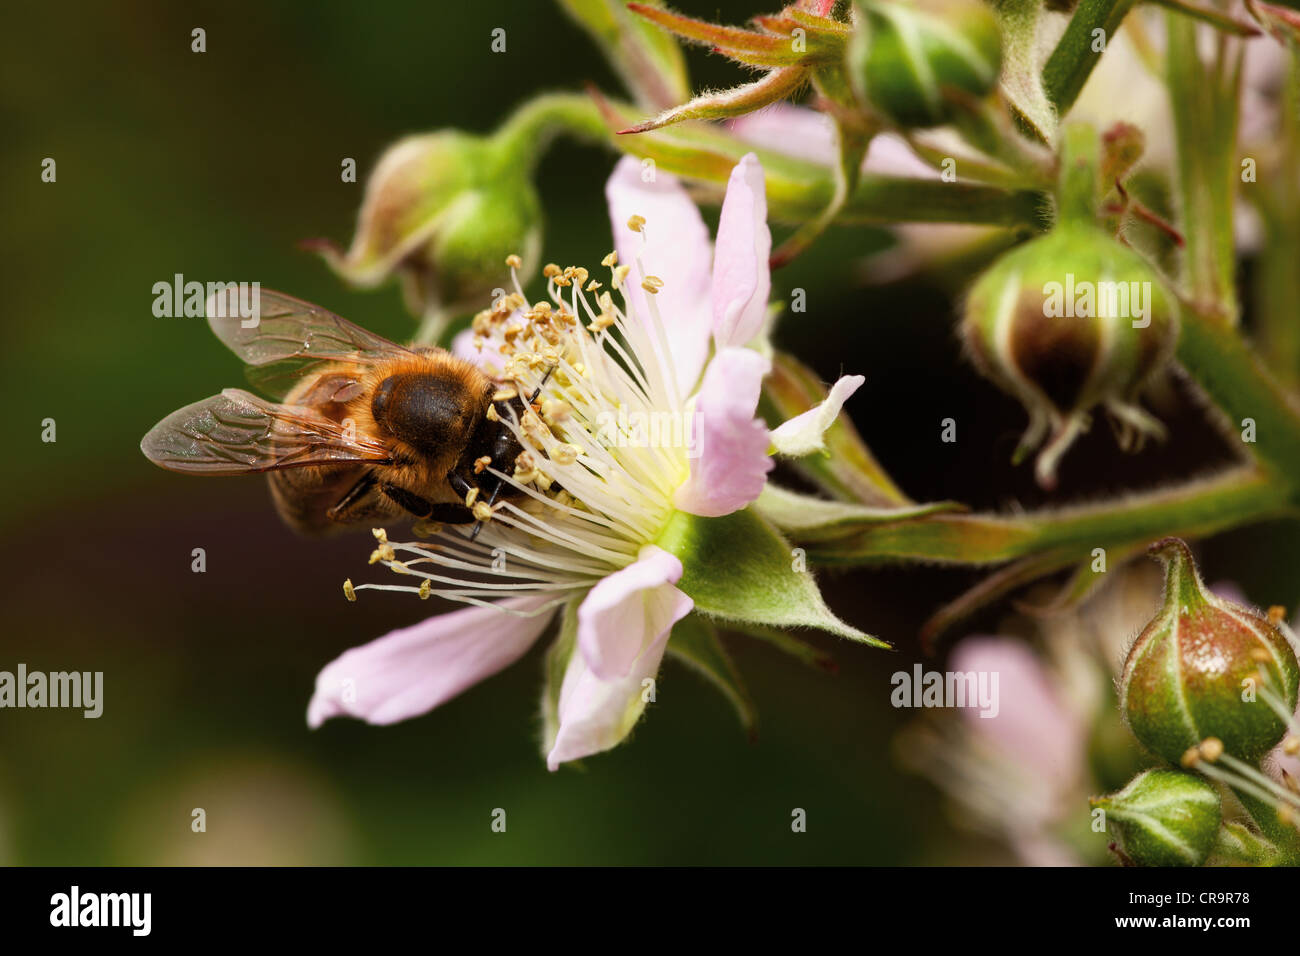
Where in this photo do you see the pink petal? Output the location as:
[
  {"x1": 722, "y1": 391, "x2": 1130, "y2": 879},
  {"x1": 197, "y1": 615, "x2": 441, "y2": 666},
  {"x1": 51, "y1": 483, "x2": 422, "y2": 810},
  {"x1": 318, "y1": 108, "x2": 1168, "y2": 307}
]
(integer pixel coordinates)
[
  {"x1": 307, "y1": 595, "x2": 556, "y2": 728},
  {"x1": 729, "y1": 105, "x2": 837, "y2": 164},
  {"x1": 548, "y1": 582, "x2": 693, "y2": 770},
  {"x1": 950, "y1": 637, "x2": 1083, "y2": 783},
  {"x1": 605, "y1": 156, "x2": 713, "y2": 394},
  {"x1": 450, "y1": 310, "x2": 519, "y2": 379},
  {"x1": 730, "y1": 106, "x2": 937, "y2": 179},
  {"x1": 769, "y1": 374, "x2": 864, "y2": 457},
  {"x1": 863, "y1": 133, "x2": 944, "y2": 179},
  {"x1": 711, "y1": 153, "x2": 772, "y2": 350},
  {"x1": 578, "y1": 546, "x2": 688, "y2": 680},
  {"x1": 1209, "y1": 580, "x2": 1249, "y2": 607},
  {"x1": 672, "y1": 346, "x2": 773, "y2": 517}
]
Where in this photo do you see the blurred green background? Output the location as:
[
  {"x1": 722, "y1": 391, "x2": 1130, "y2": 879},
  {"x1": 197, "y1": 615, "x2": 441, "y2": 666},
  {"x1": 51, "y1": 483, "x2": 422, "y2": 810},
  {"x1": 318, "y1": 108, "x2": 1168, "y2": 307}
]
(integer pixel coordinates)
[{"x1": 3, "y1": 0, "x2": 1297, "y2": 865}]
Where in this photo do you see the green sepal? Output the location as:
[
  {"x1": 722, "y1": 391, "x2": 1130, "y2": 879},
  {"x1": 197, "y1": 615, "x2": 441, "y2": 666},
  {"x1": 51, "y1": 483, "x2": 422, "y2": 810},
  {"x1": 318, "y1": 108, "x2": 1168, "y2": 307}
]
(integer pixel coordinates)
[
  {"x1": 991, "y1": 0, "x2": 1058, "y2": 143},
  {"x1": 593, "y1": 93, "x2": 1046, "y2": 229},
  {"x1": 1209, "y1": 821, "x2": 1280, "y2": 866},
  {"x1": 557, "y1": 0, "x2": 691, "y2": 110},
  {"x1": 666, "y1": 614, "x2": 757, "y2": 738},
  {"x1": 656, "y1": 508, "x2": 888, "y2": 648},
  {"x1": 539, "y1": 595, "x2": 582, "y2": 761},
  {"x1": 1092, "y1": 768, "x2": 1222, "y2": 867},
  {"x1": 729, "y1": 622, "x2": 838, "y2": 673},
  {"x1": 755, "y1": 484, "x2": 967, "y2": 542}
]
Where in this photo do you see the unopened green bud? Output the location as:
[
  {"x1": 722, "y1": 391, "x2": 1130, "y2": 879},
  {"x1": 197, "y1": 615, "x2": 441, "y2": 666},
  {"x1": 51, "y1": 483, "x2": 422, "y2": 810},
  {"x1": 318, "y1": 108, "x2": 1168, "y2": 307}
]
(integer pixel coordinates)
[
  {"x1": 960, "y1": 223, "x2": 1178, "y2": 488},
  {"x1": 848, "y1": 0, "x2": 1001, "y2": 128},
  {"x1": 1091, "y1": 769, "x2": 1221, "y2": 867},
  {"x1": 1120, "y1": 538, "x2": 1300, "y2": 765},
  {"x1": 311, "y1": 130, "x2": 541, "y2": 334}
]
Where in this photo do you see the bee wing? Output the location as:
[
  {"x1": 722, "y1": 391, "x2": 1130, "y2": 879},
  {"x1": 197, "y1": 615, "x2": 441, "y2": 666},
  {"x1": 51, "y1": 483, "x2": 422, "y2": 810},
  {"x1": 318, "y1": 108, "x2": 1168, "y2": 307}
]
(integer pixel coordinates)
[
  {"x1": 206, "y1": 287, "x2": 410, "y2": 398},
  {"x1": 141, "y1": 388, "x2": 393, "y2": 475}
]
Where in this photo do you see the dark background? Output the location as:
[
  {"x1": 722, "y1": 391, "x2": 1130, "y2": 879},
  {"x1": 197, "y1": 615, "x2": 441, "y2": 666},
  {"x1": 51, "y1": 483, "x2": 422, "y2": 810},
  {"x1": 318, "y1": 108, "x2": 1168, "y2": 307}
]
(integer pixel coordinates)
[{"x1": 2, "y1": 0, "x2": 1295, "y2": 864}]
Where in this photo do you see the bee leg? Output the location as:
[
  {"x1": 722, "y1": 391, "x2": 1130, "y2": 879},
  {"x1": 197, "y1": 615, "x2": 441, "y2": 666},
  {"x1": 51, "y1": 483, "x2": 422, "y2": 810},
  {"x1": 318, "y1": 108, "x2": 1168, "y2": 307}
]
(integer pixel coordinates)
[
  {"x1": 325, "y1": 471, "x2": 380, "y2": 522},
  {"x1": 379, "y1": 484, "x2": 473, "y2": 524}
]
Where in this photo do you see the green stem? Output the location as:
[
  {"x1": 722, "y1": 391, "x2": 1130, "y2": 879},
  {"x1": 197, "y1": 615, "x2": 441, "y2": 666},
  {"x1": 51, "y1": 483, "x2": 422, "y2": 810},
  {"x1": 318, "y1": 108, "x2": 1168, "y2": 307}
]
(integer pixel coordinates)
[
  {"x1": 1056, "y1": 122, "x2": 1102, "y2": 225},
  {"x1": 492, "y1": 93, "x2": 613, "y2": 175},
  {"x1": 1176, "y1": 306, "x2": 1300, "y2": 487},
  {"x1": 1043, "y1": 0, "x2": 1138, "y2": 115},
  {"x1": 803, "y1": 465, "x2": 1290, "y2": 565},
  {"x1": 1253, "y1": 47, "x2": 1300, "y2": 386},
  {"x1": 1166, "y1": 13, "x2": 1241, "y2": 322}
]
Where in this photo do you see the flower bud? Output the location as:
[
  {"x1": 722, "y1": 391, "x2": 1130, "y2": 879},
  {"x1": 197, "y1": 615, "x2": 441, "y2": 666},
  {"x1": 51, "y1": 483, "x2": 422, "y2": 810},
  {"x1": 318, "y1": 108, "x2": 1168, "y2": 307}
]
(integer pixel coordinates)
[
  {"x1": 848, "y1": 0, "x2": 1001, "y2": 128},
  {"x1": 1091, "y1": 769, "x2": 1221, "y2": 867},
  {"x1": 960, "y1": 224, "x2": 1178, "y2": 488},
  {"x1": 311, "y1": 131, "x2": 541, "y2": 334},
  {"x1": 1120, "y1": 538, "x2": 1300, "y2": 765}
]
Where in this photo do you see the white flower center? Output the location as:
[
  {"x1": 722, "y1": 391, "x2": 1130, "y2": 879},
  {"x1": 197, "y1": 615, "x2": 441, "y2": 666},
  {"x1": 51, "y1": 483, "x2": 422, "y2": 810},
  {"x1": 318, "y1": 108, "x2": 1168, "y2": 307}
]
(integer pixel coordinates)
[{"x1": 348, "y1": 246, "x2": 695, "y2": 616}]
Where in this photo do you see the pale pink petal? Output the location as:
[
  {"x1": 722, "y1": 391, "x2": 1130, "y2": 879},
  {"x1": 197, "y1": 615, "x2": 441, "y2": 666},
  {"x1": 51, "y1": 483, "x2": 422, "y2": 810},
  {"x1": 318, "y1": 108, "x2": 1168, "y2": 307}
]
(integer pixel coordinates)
[
  {"x1": 951, "y1": 637, "x2": 1084, "y2": 783},
  {"x1": 711, "y1": 153, "x2": 772, "y2": 350},
  {"x1": 578, "y1": 546, "x2": 687, "y2": 680},
  {"x1": 769, "y1": 374, "x2": 864, "y2": 457},
  {"x1": 450, "y1": 327, "x2": 509, "y2": 379},
  {"x1": 605, "y1": 156, "x2": 713, "y2": 393},
  {"x1": 1209, "y1": 580, "x2": 1249, "y2": 607},
  {"x1": 728, "y1": 104, "x2": 837, "y2": 164},
  {"x1": 548, "y1": 585, "x2": 692, "y2": 770},
  {"x1": 863, "y1": 133, "x2": 944, "y2": 179},
  {"x1": 673, "y1": 346, "x2": 773, "y2": 517},
  {"x1": 1268, "y1": 699, "x2": 1300, "y2": 781},
  {"x1": 307, "y1": 595, "x2": 557, "y2": 728},
  {"x1": 730, "y1": 106, "x2": 938, "y2": 179}
]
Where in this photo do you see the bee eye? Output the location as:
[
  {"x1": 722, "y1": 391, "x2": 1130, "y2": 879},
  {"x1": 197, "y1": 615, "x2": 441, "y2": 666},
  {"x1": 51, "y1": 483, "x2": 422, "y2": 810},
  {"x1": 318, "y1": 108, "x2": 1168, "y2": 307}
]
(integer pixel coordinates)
[{"x1": 372, "y1": 373, "x2": 475, "y2": 453}]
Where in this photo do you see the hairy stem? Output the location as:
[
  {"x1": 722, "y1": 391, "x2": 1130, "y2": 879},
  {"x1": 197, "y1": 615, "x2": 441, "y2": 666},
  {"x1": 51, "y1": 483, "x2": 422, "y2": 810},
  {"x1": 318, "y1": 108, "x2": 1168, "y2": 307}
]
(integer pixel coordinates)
[
  {"x1": 1043, "y1": 0, "x2": 1138, "y2": 114},
  {"x1": 804, "y1": 466, "x2": 1290, "y2": 565}
]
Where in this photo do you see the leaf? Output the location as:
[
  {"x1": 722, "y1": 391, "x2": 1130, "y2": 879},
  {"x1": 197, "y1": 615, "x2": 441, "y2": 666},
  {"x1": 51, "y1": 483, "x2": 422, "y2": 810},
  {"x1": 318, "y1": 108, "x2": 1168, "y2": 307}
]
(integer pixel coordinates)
[
  {"x1": 666, "y1": 615, "x2": 757, "y2": 738},
  {"x1": 657, "y1": 508, "x2": 889, "y2": 648}
]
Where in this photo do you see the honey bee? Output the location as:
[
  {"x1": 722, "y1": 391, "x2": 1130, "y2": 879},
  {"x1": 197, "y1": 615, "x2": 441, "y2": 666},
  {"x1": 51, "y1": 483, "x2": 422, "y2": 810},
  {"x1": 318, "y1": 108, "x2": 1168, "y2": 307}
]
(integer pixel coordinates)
[{"x1": 141, "y1": 287, "x2": 533, "y2": 536}]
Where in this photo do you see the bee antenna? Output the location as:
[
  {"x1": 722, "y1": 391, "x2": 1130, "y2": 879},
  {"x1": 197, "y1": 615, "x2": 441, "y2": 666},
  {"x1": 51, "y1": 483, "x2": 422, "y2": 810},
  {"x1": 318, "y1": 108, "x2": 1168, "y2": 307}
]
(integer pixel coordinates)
[
  {"x1": 527, "y1": 364, "x2": 557, "y2": 405},
  {"x1": 469, "y1": 481, "x2": 504, "y2": 543}
]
